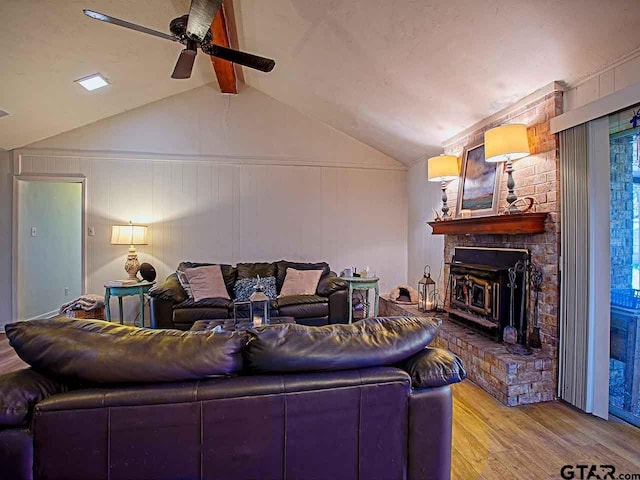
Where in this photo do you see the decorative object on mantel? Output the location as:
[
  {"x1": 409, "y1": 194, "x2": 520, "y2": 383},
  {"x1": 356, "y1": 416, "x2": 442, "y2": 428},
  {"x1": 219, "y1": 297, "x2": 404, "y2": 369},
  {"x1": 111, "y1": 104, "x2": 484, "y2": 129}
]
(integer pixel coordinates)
[
  {"x1": 499, "y1": 196, "x2": 536, "y2": 215},
  {"x1": 485, "y1": 124, "x2": 531, "y2": 214},
  {"x1": 427, "y1": 154, "x2": 459, "y2": 219},
  {"x1": 418, "y1": 265, "x2": 436, "y2": 312},
  {"x1": 111, "y1": 221, "x2": 149, "y2": 280},
  {"x1": 456, "y1": 143, "x2": 502, "y2": 218},
  {"x1": 428, "y1": 211, "x2": 548, "y2": 235}
]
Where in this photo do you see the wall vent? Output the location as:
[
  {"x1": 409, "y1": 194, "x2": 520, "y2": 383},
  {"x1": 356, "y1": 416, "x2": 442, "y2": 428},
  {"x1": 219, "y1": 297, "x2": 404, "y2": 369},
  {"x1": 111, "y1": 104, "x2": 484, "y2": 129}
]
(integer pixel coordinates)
[{"x1": 0, "y1": 109, "x2": 10, "y2": 119}]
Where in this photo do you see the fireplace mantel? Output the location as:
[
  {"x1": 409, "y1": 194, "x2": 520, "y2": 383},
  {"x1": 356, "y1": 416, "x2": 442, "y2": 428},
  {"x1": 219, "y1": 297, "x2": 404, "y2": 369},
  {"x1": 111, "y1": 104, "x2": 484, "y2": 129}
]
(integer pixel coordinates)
[{"x1": 428, "y1": 212, "x2": 548, "y2": 235}]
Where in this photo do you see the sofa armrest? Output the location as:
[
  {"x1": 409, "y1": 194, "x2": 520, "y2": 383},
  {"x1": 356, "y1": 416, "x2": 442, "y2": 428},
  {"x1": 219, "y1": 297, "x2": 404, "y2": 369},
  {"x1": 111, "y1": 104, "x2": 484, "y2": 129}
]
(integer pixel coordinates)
[
  {"x1": 408, "y1": 386, "x2": 452, "y2": 480},
  {"x1": 316, "y1": 273, "x2": 347, "y2": 297},
  {"x1": 401, "y1": 347, "x2": 466, "y2": 390},
  {"x1": 328, "y1": 289, "x2": 349, "y2": 324},
  {"x1": 0, "y1": 368, "x2": 69, "y2": 428},
  {"x1": 149, "y1": 273, "x2": 187, "y2": 304},
  {"x1": 150, "y1": 297, "x2": 177, "y2": 329}
]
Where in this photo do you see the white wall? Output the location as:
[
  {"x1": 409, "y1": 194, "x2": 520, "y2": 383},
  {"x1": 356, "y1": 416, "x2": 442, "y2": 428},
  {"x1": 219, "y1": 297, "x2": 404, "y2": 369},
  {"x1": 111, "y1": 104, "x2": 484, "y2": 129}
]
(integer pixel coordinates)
[
  {"x1": 26, "y1": 84, "x2": 401, "y2": 170},
  {"x1": 17, "y1": 84, "x2": 408, "y2": 322},
  {"x1": 407, "y1": 158, "x2": 446, "y2": 300},
  {"x1": 17, "y1": 181, "x2": 82, "y2": 320},
  {"x1": 0, "y1": 151, "x2": 12, "y2": 331}
]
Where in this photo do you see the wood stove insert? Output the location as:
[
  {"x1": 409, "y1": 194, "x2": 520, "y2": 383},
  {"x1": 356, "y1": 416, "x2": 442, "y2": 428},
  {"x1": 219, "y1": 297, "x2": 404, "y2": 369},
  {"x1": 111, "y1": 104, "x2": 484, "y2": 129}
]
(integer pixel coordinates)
[{"x1": 448, "y1": 247, "x2": 530, "y2": 344}]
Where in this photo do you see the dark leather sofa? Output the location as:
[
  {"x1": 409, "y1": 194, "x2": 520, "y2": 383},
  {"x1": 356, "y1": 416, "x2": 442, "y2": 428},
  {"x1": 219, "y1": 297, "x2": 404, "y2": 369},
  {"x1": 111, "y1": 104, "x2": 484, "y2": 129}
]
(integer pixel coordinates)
[
  {"x1": 150, "y1": 260, "x2": 349, "y2": 330},
  {"x1": 0, "y1": 316, "x2": 466, "y2": 480}
]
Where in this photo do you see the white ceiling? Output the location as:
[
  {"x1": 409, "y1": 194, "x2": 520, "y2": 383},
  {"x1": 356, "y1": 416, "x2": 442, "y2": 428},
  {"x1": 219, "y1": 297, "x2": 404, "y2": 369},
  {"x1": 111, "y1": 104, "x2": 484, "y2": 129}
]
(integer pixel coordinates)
[
  {"x1": 0, "y1": 0, "x2": 214, "y2": 151},
  {"x1": 236, "y1": 0, "x2": 640, "y2": 164},
  {"x1": 2, "y1": 1, "x2": 640, "y2": 164}
]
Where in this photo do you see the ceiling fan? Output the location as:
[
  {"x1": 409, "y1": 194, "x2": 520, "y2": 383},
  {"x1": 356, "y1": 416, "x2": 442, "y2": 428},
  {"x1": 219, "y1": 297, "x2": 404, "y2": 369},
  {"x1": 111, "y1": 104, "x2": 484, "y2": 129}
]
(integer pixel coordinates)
[{"x1": 83, "y1": 0, "x2": 275, "y2": 80}]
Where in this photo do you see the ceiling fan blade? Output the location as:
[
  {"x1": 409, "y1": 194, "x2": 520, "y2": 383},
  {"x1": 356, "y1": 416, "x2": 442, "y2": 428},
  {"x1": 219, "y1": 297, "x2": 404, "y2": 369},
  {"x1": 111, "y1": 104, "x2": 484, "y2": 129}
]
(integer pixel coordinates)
[
  {"x1": 83, "y1": 10, "x2": 177, "y2": 42},
  {"x1": 186, "y1": 0, "x2": 223, "y2": 42},
  {"x1": 171, "y1": 48, "x2": 197, "y2": 79},
  {"x1": 203, "y1": 44, "x2": 275, "y2": 73}
]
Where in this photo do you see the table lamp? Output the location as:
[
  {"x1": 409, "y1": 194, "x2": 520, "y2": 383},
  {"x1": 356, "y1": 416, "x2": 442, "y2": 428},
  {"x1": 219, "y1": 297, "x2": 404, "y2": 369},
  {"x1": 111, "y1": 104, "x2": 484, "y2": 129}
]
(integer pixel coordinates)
[
  {"x1": 427, "y1": 154, "x2": 459, "y2": 219},
  {"x1": 111, "y1": 221, "x2": 148, "y2": 280},
  {"x1": 484, "y1": 124, "x2": 530, "y2": 214}
]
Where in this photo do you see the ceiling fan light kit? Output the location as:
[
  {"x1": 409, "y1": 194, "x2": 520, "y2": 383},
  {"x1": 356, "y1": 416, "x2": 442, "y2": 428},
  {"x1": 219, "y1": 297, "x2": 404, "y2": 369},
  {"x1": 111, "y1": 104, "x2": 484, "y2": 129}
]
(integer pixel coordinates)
[{"x1": 83, "y1": 0, "x2": 275, "y2": 81}]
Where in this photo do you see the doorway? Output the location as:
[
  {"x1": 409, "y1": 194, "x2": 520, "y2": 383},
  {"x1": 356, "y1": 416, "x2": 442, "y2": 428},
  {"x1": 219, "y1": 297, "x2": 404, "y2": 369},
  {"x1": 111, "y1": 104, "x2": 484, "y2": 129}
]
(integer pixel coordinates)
[
  {"x1": 609, "y1": 106, "x2": 640, "y2": 427},
  {"x1": 12, "y1": 175, "x2": 86, "y2": 321}
]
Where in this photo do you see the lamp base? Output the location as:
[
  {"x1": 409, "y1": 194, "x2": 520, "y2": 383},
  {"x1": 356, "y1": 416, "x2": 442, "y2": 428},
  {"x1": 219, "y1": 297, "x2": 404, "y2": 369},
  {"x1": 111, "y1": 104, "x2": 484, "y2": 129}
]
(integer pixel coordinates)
[
  {"x1": 440, "y1": 180, "x2": 451, "y2": 220},
  {"x1": 124, "y1": 246, "x2": 140, "y2": 281}
]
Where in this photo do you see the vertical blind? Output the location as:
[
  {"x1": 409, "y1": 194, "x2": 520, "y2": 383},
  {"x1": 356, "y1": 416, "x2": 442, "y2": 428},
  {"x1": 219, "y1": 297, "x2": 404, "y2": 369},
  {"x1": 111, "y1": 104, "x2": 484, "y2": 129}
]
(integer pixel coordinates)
[{"x1": 559, "y1": 124, "x2": 590, "y2": 410}]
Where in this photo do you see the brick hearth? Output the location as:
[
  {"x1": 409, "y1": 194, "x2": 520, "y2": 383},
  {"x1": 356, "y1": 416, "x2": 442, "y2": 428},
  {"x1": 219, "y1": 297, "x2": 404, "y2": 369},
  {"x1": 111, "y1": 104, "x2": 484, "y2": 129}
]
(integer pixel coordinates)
[{"x1": 380, "y1": 299, "x2": 555, "y2": 406}]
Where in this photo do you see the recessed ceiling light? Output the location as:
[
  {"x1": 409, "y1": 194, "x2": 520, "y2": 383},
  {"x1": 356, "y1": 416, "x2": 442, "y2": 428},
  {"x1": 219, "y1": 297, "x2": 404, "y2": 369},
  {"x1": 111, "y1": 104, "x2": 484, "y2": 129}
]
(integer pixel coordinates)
[{"x1": 75, "y1": 73, "x2": 109, "y2": 91}]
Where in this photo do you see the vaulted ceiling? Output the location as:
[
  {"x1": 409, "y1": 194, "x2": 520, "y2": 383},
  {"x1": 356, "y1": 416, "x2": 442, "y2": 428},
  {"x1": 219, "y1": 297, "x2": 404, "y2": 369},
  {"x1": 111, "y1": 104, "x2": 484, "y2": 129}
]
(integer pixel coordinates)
[{"x1": 2, "y1": 0, "x2": 640, "y2": 165}]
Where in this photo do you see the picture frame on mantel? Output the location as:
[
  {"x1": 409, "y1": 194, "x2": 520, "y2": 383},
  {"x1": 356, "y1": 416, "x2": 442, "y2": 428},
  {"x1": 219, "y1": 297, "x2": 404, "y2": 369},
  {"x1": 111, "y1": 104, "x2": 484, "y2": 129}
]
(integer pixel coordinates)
[{"x1": 456, "y1": 143, "x2": 502, "y2": 217}]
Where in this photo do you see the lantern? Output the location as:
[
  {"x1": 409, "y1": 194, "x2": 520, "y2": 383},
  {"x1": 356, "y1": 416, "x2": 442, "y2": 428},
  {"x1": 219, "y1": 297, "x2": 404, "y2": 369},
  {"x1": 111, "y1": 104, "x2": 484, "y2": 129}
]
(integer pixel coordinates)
[
  {"x1": 249, "y1": 276, "x2": 270, "y2": 327},
  {"x1": 418, "y1": 265, "x2": 436, "y2": 312}
]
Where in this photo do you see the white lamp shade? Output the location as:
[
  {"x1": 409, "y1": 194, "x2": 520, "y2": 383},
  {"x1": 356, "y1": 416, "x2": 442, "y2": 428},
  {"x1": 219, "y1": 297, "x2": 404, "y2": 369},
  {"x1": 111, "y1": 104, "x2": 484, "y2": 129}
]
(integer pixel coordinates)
[
  {"x1": 427, "y1": 155, "x2": 459, "y2": 181},
  {"x1": 111, "y1": 224, "x2": 148, "y2": 245},
  {"x1": 484, "y1": 124, "x2": 530, "y2": 163}
]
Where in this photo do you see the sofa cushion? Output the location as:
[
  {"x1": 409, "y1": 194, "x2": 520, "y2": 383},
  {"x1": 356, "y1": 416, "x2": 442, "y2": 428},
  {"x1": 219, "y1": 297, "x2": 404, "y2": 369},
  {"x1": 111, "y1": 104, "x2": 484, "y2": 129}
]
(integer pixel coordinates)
[
  {"x1": 6, "y1": 318, "x2": 246, "y2": 384},
  {"x1": 174, "y1": 298, "x2": 233, "y2": 309},
  {"x1": 273, "y1": 295, "x2": 327, "y2": 308},
  {"x1": 275, "y1": 261, "x2": 330, "y2": 291},
  {"x1": 0, "y1": 368, "x2": 69, "y2": 427},
  {"x1": 237, "y1": 262, "x2": 276, "y2": 280},
  {"x1": 401, "y1": 347, "x2": 466, "y2": 389},
  {"x1": 280, "y1": 268, "x2": 324, "y2": 296},
  {"x1": 175, "y1": 270, "x2": 194, "y2": 298},
  {"x1": 178, "y1": 262, "x2": 237, "y2": 298},
  {"x1": 244, "y1": 316, "x2": 441, "y2": 373},
  {"x1": 278, "y1": 302, "x2": 328, "y2": 319},
  {"x1": 234, "y1": 276, "x2": 278, "y2": 301},
  {"x1": 184, "y1": 265, "x2": 231, "y2": 301}
]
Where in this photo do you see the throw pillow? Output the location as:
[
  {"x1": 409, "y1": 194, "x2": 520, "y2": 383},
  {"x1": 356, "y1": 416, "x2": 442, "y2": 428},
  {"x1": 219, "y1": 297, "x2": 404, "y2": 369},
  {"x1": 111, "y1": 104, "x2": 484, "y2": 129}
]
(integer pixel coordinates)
[
  {"x1": 5, "y1": 318, "x2": 246, "y2": 384},
  {"x1": 401, "y1": 347, "x2": 467, "y2": 389},
  {"x1": 244, "y1": 316, "x2": 441, "y2": 373},
  {"x1": 184, "y1": 265, "x2": 230, "y2": 301},
  {"x1": 234, "y1": 276, "x2": 277, "y2": 302},
  {"x1": 175, "y1": 269, "x2": 193, "y2": 298},
  {"x1": 279, "y1": 268, "x2": 323, "y2": 296}
]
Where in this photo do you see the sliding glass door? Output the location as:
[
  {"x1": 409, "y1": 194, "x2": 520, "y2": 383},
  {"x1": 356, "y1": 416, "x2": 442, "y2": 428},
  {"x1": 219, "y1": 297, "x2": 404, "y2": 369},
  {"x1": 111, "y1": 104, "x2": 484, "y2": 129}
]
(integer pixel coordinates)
[{"x1": 609, "y1": 107, "x2": 640, "y2": 426}]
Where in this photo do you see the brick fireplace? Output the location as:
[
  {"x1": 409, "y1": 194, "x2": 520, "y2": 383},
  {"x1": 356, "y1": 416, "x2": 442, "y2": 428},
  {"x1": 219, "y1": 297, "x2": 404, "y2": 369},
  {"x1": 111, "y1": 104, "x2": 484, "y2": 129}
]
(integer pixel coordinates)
[{"x1": 434, "y1": 90, "x2": 561, "y2": 405}]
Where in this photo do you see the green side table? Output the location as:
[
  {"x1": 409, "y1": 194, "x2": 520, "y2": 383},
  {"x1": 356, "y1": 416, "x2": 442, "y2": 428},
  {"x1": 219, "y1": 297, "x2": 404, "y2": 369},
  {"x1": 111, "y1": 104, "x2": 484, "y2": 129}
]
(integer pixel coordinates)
[
  {"x1": 341, "y1": 276, "x2": 380, "y2": 324},
  {"x1": 104, "y1": 281, "x2": 155, "y2": 328}
]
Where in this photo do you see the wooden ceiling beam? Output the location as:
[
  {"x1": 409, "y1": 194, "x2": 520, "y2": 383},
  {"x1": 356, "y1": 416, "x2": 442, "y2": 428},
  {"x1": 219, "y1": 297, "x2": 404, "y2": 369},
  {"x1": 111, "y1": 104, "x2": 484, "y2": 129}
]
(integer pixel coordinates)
[{"x1": 210, "y1": 5, "x2": 237, "y2": 94}]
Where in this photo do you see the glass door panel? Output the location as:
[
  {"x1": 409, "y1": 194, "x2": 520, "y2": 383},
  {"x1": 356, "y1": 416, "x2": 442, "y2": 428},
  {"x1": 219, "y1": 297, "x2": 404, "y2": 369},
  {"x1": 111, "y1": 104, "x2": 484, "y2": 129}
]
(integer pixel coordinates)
[{"x1": 609, "y1": 111, "x2": 640, "y2": 426}]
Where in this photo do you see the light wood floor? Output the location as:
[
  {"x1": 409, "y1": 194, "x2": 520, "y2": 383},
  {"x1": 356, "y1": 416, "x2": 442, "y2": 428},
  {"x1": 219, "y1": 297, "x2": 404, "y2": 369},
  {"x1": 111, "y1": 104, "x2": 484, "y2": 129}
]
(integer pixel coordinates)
[
  {"x1": 2, "y1": 334, "x2": 640, "y2": 479},
  {"x1": 0, "y1": 333, "x2": 27, "y2": 372}
]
